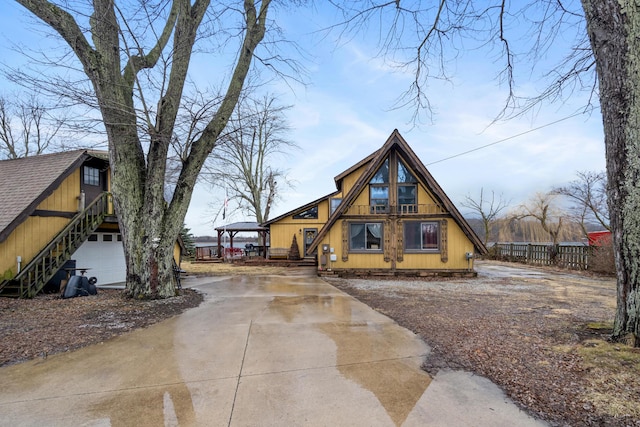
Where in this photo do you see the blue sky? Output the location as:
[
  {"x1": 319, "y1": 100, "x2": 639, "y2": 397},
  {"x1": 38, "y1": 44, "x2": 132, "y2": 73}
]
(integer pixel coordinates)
[{"x1": 0, "y1": 2, "x2": 605, "y2": 236}]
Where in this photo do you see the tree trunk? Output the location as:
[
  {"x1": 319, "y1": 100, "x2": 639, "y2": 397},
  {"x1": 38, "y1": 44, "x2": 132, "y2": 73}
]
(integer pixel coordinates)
[
  {"x1": 582, "y1": 0, "x2": 640, "y2": 345},
  {"x1": 16, "y1": 0, "x2": 271, "y2": 299}
]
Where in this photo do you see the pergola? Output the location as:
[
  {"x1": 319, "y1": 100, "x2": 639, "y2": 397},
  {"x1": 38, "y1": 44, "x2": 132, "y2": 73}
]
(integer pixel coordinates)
[{"x1": 214, "y1": 222, "x2": 269, "y2": 258}]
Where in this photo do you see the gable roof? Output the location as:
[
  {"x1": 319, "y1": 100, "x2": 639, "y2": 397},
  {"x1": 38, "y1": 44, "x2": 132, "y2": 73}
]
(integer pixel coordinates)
[
  {"x1": 307, "y1": 129, "x2": 487, "y2": 254},
  {"x1": 262, "y1": 191, "x2": 340, "y2": 227},
  {"x1": 0, "y1": 150, "x2": 94, "y2": 242}
]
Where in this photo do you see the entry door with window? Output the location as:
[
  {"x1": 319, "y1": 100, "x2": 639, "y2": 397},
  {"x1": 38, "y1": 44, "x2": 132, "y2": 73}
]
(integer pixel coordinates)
[
  {"x1": 304, "y1": 228, "x2": 318, "y2": 256},
  {"x1": 81, "y1": 163, "x2": 107, "y2": 204}
]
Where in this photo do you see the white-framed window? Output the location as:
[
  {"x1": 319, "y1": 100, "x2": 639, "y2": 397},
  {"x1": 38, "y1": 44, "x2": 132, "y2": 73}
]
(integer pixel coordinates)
[
  {"x1": 404, "y1": 221, "x2": 440, "y2": 252},
  {"x1": 349, "y1": 222, "x2": 383, "y2": 252}
]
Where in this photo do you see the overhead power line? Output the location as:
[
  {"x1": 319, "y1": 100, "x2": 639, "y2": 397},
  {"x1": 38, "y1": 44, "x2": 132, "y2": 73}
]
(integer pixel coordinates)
[{"x1": 425, "y1": 110, "x2": 588, "y2": 166}]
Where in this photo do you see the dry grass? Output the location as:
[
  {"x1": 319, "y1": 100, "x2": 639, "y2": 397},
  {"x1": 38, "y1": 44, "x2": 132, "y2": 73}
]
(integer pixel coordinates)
[
  {"x1": 181, "y1": 260, "x2": 289, "y2": 276},
  {"x1": 578, "y1": 339, "x2": 640, "y2": 418}
]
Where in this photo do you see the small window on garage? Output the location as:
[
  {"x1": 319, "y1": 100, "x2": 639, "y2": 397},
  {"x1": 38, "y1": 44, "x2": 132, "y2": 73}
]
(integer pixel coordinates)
[
  {"x1": 103, "y1": 234, "x2": 113, "y2": 242},
  {"x1": 117, "y1": 234, "x2": 122, "y2": 242},
  {"x1": 83, "y1": 166, "x2": 100, "y2": 186},
  {"x1": 88, "y1": 234, "x2": 98, "y2": 242}
]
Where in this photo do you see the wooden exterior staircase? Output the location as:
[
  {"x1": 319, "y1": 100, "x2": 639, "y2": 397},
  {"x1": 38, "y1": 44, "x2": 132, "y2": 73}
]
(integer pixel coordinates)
[{"x1": 0, "y1": 192, "x2": 113, "y2": 298}]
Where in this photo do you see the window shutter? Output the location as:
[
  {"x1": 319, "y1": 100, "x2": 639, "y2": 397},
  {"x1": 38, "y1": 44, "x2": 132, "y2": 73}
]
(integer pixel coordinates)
[
  {"x1": 342, "y1": 221, "x2": 349, "y2": 262},
  {"x1": 440, "y1": 219, "x2": 448, "y2": 263},
  {"x1": 383, "y1": 220, "x2": 391, "y2": 262},
  {"x1": 396, "y1": 219, "x2": 404, "y2": 262}
]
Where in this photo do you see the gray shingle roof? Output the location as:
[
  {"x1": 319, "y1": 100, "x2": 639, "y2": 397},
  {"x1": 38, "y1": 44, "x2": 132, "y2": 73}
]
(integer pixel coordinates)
[
  {"x1": 214, "y1": 222, "x2": 267, "y2": 232},
  {"x1": 0, "y1": 150, "x2": 89, "y2": 242}
]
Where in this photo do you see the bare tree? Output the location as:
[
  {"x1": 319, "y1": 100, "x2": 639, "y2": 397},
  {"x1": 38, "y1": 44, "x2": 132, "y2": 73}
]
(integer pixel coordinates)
[
  {"x1": 0, "y1": 94, "x2": 64, "y2": 159},
  {"x1": 516, "y1": 192, "x2": 567, "y2": 246},
  {"x1": 328, "y1": 1, "x2": 640, "y2": 344},
  {"x1": 13, "y1": 1, "x2": 279, "y2": 299},
  {"x1": 206, "y1": 93, "x2": 296, "y2": 224},
  {"x1": 553, "y1": 170, "x2": 609, "y2": 237},
  {"x1": 461, "y1": 188, "x2": 509, "y2": 245}
]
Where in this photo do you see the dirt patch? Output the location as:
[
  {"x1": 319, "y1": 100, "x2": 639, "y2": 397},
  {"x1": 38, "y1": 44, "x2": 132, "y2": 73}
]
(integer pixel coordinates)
[
  {"x1": 0, "y1": 288, "x2": 202, "y2": 367},
  {"x1": 325, "y1": 261, "x2": 640, "y2": 427},
  {"x1": 0, "y1": 262, "x2": 288, "y2": 368}
]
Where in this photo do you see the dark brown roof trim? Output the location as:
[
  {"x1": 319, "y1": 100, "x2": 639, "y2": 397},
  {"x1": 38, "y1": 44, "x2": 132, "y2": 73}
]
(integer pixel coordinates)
[
  {"x1": 261, "y1": 191, "x2": 340, "y2": 227},
  {"x1": 0, "y1": 151, "x2": 89, "y2": 243},
  {"x1": 307, "y1": 130, "x2": 487, "y2": 255}
]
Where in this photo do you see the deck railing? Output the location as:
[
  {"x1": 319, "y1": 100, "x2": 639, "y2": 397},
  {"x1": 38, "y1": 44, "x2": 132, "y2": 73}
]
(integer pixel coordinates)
[{"x1": 344, "y1": 203, "x2": 445, "y2": 216}]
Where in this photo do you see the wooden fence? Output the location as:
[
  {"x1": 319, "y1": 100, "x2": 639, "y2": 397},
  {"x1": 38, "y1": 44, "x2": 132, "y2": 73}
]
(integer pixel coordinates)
[{"x1": 490, "y1": 243, "x2": 591, "y2": 270}]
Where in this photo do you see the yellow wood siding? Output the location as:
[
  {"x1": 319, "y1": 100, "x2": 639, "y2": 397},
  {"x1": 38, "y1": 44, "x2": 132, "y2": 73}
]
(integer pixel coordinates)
[
  {"x1": 173, "y1": 242, "x2": 181, "y2": 266},
  {"x1": 340, "y1": 164, "x2": 368, "y2": 195},
  {"x1": 1, "y1": 171, "x2": 80, "y2": 278},
  {"x1": 417, "y1": 184, "x2": 437, "y2": 205},
  {"x1": 269, "y1": 199, "x2": 330, "y2": 256},
  {"x1": 398, "y1": 219, "x2": 474, "y2": 270},
  {"x1": 316, "y1": 218, "x2": 474, "y2": 271}
]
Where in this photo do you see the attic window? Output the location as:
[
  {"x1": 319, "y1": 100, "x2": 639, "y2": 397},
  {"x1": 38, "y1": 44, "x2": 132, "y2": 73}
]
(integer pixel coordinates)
[
  {"x1": 293, "y1": 205, "x2": 318, "y2": 219},
  {"x1": 83, "y1": 166, "x2": 100, "y2": 186}
]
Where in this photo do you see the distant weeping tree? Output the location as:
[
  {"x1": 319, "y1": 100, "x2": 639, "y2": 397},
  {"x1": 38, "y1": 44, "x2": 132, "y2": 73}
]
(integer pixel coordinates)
[
  {"x1": 516, "y1": 192, "x2": 568, "y2": 246},
  {"x1": 205, "y1": 93, "x2": 296, "y2": 224},
  {"x1": 461, "y1": 188, "x2": 509, "y2": 245},
  {"x1": 553, "y1": 170, "x2": 609, "y2": 237}
]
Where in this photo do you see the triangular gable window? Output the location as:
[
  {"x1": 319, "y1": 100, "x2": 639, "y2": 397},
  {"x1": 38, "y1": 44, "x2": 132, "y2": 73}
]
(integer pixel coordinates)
[
  {"x1": 293, "y1": 205, "x2": 318, "y2": 219},
  {"x1": 370, "y1": 158, "x2": 389, "y2": 183},
  {"x1": 398, "y1": 160, "x2": 417, "y2": 183}
]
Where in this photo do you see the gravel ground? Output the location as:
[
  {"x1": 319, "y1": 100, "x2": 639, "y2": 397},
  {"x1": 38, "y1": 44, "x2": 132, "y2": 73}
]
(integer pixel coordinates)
[{"x1": 325, "y1": 260, "x2": 640, "y2": 427}]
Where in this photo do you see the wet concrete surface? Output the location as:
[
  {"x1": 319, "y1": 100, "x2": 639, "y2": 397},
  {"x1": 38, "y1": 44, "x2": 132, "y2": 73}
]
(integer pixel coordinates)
[{"x1": 0, "y1": 269, "x2": 546, "y2": 426}]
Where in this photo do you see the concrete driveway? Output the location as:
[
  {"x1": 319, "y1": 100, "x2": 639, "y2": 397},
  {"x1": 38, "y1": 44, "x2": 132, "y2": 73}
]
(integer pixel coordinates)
[{"x1": 0, "y1": 269, "x2": 546, "y2": 426}]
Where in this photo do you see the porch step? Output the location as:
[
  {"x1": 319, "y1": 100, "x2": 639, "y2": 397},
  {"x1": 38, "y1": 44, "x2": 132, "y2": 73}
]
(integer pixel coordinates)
[{"x1": 0, "y1": 281, "x2": 21, "y2": 298}]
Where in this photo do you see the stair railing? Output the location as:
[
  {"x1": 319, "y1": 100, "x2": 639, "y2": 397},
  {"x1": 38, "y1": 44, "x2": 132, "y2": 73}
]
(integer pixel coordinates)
[{"x1": 1, "y1": 192, "x2": 112, "y2": 298}]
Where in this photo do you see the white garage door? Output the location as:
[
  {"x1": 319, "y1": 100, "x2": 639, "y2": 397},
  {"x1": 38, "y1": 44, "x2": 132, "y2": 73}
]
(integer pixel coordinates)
[{"x1": 73, "y1": 232, "x2": 126, "y2": 286}]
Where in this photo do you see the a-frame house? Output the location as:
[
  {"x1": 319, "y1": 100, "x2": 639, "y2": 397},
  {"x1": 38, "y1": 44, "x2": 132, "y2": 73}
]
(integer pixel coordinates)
[{"x1": 263, "y1": 130, "x2": 487, "y2": 276}]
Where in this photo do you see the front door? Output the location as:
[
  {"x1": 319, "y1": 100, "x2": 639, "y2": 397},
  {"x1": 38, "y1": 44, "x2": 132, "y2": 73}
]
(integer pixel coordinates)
[
  {"x1": 303, "y1": 228, "x2": 318, "y2": 256},
  {"x1": 80, "y1": 160, "x2": 108, "y2": 205}
]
